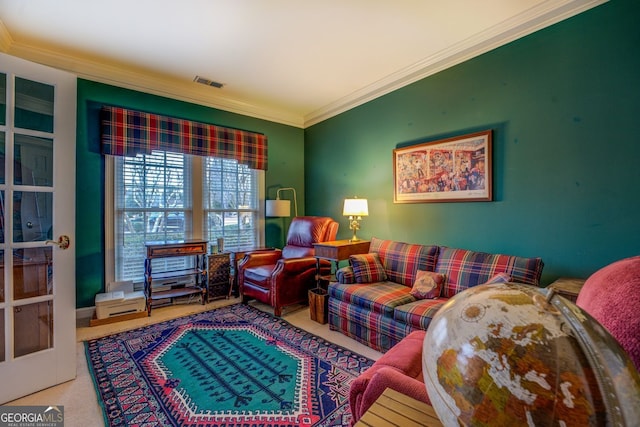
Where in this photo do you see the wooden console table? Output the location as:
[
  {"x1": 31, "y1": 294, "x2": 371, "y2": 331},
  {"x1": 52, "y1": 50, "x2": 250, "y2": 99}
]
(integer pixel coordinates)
[
  {"x1": 355, "y1": 387, "x2": 443, "y2": 426},
  {"x1": 144, "y1": 240, "x2": 208, "y2": 315}
]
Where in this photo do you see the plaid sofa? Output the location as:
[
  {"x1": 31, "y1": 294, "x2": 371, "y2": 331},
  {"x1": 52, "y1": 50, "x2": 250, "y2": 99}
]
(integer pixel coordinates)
[{"x1": 328, "y1": 237, "x2": 544, "y2": 352}]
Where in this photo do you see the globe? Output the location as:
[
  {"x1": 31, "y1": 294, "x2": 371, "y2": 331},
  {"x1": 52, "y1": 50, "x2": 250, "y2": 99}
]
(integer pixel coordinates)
[{"x1": 422, "y1": 282, "x2": 640, "y2": 426}]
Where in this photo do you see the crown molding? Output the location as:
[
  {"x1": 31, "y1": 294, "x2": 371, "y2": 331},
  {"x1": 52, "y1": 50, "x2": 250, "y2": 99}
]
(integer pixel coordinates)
[
  {"x1": 303, "y1": 0, "x2": 608, "y2": 127},
  {"x1": 2, "y1": 35, "x2": 305, "y2": 128},
  {"x1": 0, "y1": 20, "x2": 13, "y2": 52},
  {"x1": 0, "y1": 0, "x2": 607, "y2": 130}
]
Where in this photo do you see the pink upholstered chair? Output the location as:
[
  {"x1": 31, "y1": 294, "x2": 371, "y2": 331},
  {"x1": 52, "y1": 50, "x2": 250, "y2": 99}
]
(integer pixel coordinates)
[
  {"x1": 238, "y1": 216, "x2": 338, "y2": 316},
  {"x1": 576, "y1": 255, "x2": 640, "y2": 372}
]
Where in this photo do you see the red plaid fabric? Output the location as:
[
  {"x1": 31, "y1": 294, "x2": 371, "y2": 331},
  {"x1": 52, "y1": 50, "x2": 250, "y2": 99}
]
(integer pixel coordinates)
[{"x1": 101, "y1": 106, "x2": 268, "y2": 170}]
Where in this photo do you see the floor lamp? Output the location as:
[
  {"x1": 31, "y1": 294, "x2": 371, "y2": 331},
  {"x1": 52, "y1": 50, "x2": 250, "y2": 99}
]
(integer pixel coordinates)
[
  {"x1": 266, "y1": 187, "x2": 298, "y2": 246},
  {"x1": 266, "y1": 187, "x2": 298, "y2": 218}
]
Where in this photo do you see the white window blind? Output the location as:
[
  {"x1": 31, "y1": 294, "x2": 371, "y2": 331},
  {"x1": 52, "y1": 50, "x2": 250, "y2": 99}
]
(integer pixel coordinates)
[
  {"x1": 114, "y1": 151, "x2": 192, "y2": 282},
  {"x1": 203, "y1": 157, "x2": 259, "y2": 250}
]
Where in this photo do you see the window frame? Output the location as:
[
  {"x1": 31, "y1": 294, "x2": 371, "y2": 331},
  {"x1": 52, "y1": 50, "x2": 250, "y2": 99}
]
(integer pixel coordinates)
[{"x1": 104, "y1": 154, "x2": 265, "y2": 287}]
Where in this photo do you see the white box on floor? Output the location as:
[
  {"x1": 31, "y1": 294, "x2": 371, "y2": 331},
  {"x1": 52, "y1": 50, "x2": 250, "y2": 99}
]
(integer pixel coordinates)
[{"x1": 95, "y1": 290, "x2": 146, "y2": 319}]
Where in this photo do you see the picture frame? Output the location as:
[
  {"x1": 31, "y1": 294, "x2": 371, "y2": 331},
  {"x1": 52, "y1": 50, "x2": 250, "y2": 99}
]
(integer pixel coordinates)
[{"x1": 393, "y1": 130, "x2": 492, "y2": 203}]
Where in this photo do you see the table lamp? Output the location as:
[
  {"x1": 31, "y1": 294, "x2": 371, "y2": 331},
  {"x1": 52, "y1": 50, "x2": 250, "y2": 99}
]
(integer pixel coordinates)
[{"x1": 343, "y1": 197, "x2": 368, "y2": 241}]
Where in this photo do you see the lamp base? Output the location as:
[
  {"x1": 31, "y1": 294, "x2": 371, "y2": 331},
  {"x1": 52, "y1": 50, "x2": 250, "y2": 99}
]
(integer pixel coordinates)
[{"x1": 349, "y1": 217, "x2": 361, "y2": 242}]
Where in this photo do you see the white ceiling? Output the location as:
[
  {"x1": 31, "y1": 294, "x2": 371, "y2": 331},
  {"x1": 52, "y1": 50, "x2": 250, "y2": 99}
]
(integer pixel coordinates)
[{"x1": 0, "y1": 0, "x2": 605, "y2": 128}]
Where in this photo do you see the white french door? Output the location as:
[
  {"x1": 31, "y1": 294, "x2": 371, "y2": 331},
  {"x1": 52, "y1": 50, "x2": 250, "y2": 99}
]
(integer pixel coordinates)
[{"x1": 0, "y1": 53, "x2": 76, "y2": 403}]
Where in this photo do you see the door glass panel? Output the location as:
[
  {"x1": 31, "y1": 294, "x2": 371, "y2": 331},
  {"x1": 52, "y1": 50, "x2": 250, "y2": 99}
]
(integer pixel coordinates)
[
  {"x1": 14, "y1": 134, "x2": 53, "y2": 186},
  {"x1": 13, "y1": 248, "x2": 52, "y2": 300},
  {"x1": 14, "y1": 77, "x2": 54, "y2": 133},
  {"x1": 0, "y1": 250, "x2": 4, "y2": 302},
  {"x1": 0, "y1": 309, "x2": 4, "y2": 362},
  {"x1": 0, "y1": 191, "x2": 4, "y2": 244},
  {"x1": 13, "y1": 191, "x2": 52, "y2": 242},
  {"x1": 0, "y1": 73, "x2": 5, "y2": 125},
  {"x1": 0, "y1": 132, "x2": 5, "y2": 184},
  {"x1": 14, "y1": 301, "x2": 53, "y2": 358}
]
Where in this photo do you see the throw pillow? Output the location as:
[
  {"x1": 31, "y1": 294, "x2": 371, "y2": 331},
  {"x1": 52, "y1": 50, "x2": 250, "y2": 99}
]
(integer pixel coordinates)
[
  {"x1": 350, "y1": 253, "x2": 388, "y2": 283},
  {"x1": 485, "y1": 272, "x2": 511, "y2": 284},
  {"x1": 411, "y1": 270, "x2": 445, "y2": 299}
]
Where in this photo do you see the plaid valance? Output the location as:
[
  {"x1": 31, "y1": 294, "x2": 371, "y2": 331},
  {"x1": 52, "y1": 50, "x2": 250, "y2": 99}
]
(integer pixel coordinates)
[{"x1": 101, "y1": 106, "x2": 268, "y2": 170}]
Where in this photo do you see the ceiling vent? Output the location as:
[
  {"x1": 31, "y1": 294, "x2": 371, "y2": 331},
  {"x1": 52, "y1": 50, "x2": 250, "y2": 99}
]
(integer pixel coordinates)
[{"x1": 193, "y1": 76, "x2": 224, "y2": 88}]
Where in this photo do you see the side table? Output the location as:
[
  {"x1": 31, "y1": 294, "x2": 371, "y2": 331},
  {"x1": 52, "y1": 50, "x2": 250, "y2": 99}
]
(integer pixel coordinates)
[
  {"x1": 355, "y1": 387, "x2": 443, "y2": 427},
  {"x1": 208, "y1": 253, "x2": 231, "y2": 300},
  {"x1": 547, "y1": 277, "x2": 586, "y2": 303},
  {"x1": 313, "y1": 239, "x2": 371, "y2": 287}
]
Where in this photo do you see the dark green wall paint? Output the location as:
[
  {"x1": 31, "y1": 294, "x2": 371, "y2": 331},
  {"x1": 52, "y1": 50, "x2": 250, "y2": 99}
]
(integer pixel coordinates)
[
  {"x1": 76, "y1": 80, "x2": 303, "y2": 307},
  {"x1": 304, "y1": 0, "x2": 640, "y2": 285}
]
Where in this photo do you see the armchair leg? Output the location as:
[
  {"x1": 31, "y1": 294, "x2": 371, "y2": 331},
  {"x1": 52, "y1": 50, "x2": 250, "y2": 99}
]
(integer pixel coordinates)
[
  {"x1": 274, "y1": 306, "x2": 282, "y2": 317},
  {"x1": 242, "y1": 295, "x2": 250, "y2": 305}
]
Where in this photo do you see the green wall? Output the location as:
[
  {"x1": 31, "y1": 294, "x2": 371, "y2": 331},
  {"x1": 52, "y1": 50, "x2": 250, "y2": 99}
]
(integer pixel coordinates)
[
  {"x1": 304, "y1": 0, "x2": 640, "y2": 285},
  {"x1": 76, "y1": 80, "x2": 304, "y2": 307}
]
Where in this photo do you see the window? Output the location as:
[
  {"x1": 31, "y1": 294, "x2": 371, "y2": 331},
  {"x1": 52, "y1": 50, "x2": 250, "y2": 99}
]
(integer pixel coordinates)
[{"x1": 108, "y1": 151, "x2": 263, "y2": 284}]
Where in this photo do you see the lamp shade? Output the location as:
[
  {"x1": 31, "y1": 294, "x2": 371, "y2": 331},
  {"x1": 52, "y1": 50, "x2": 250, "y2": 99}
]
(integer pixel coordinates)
[
  {"x1": 343, "y1": 198, "x2": 368, "y2": 217},
  {"x1": 266, "y1": 199, "x2": 291, "y2": 217}
]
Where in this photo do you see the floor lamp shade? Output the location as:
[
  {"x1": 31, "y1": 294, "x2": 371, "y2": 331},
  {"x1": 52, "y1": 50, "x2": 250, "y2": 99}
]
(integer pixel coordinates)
[{"x1": 266, "y1": 199, "x2": 291, "y2": 217}]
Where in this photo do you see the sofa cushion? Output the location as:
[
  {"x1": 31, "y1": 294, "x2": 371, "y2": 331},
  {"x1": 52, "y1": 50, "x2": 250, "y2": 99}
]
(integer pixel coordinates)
[
  {"x1": 350, "y1": 253, "x2": 388, "y2": 283},
  {"x1": 410, "y1": 270, "x2": 444, "y2": 299},
  {"x1": 393, "y1": 299, "x2": 447, "y2": 330},
  {"x1": 369, "y1": 237, "x2": 439, "y2": 287},
  {"x1": 328, "y1": 282, "x2": 415, "y2": 317},
  {"x1": 436, "y1": 246, "x2": 544, "y2": 298}
]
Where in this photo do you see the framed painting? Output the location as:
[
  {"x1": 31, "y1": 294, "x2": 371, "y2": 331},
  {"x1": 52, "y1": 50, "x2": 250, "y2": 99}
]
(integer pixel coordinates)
[{"x1": 393, "y1": 130, "x2": 492, "y2": 203}]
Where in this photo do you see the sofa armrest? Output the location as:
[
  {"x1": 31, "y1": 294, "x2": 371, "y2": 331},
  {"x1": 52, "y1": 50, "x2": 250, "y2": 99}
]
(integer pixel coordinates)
[
  {"x1": 351, "y1": 366, "x2": 430, "y2": 425},
  {"x1": 336, "y1": 266, "x2": 356, "y2": 284}
]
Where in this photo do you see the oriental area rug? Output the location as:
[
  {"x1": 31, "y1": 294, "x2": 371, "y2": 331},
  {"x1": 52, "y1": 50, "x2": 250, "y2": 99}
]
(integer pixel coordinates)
[{"x1": 85, "y1": 303, "x2": 374, "y2": 427}]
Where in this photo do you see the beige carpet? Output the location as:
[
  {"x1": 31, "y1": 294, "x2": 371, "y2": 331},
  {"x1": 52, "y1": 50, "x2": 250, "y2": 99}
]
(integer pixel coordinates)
[{"x1": 6, "y1": 298, "x2": 381, "y2": 427}]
